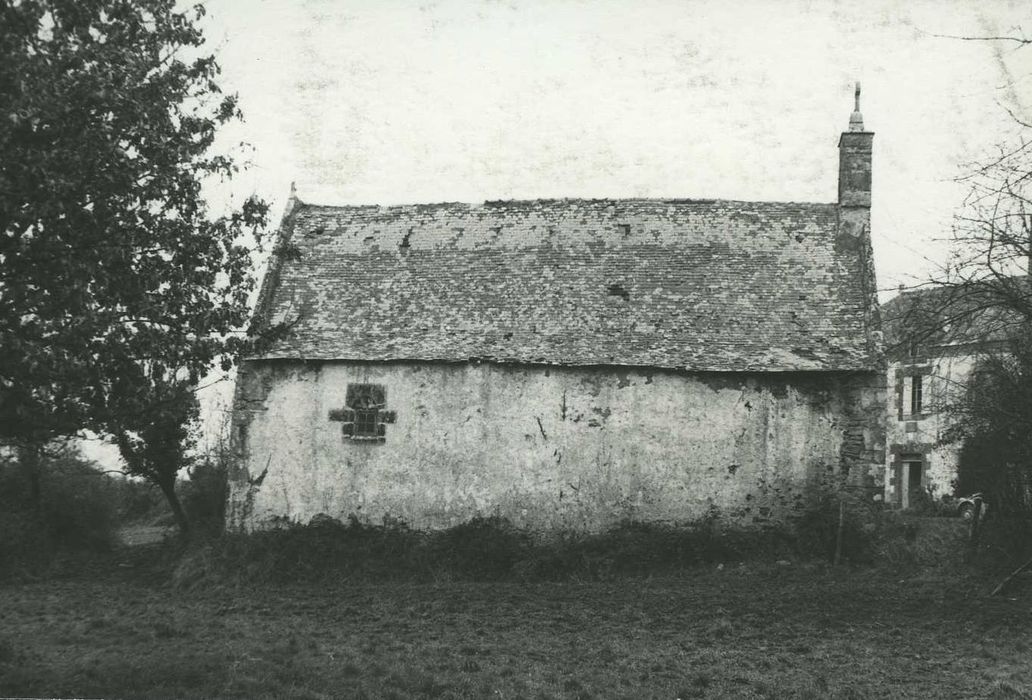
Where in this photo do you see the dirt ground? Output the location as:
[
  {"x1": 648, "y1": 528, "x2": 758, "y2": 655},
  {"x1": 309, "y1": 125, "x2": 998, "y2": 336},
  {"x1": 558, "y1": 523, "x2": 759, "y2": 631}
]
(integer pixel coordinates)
[
  {"x1": 1, "y1": 561, "x2": 1030, "y2": 700},
  {"x1": 118, "y1": 524, "x2": 174, "y2": 547}
]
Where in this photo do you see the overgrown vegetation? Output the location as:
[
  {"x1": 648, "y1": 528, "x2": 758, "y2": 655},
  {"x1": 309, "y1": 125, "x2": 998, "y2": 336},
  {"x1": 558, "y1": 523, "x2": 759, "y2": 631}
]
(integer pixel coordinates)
[
  {"x1": 0, "y1": 438, "x2": 232, "y2": 580},
  {"x1": 179, "y1": 451, "x2": 229, "y2": 539},
  {"x1": 907, "y1": 485, "x2": 961, "y2": 518},
  {"x1": 168, "y1": 499, "x2": 946, "y2": 589},
  {"x1": 0, "y1": 444, "x2": 120, "y2": 577},
  {"x1": 950, "y1": 337, "x2": 1032, "y2": 564}
]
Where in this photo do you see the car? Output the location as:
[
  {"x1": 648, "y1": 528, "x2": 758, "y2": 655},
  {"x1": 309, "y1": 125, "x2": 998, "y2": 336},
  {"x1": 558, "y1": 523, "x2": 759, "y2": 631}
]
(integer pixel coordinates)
[{"x1": 957, "y1": 493, "x2": 987, "y2": 520}]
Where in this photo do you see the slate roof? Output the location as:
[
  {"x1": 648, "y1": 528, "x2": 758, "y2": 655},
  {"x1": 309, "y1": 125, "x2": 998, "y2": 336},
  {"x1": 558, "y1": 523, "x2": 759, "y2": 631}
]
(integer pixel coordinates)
[
  {"x1": 882, "y1": 281, "x2": 1029, "y2": 358},
  {"x1": 253, "y1": 198, "x2": 881, "y2": 372}
]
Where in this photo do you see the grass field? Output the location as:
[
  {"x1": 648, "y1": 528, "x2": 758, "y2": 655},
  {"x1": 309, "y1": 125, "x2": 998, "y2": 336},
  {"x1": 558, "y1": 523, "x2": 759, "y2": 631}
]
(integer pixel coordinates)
[{"x1": 2, "y1": 557, "x2": 1031, "y2": 700}]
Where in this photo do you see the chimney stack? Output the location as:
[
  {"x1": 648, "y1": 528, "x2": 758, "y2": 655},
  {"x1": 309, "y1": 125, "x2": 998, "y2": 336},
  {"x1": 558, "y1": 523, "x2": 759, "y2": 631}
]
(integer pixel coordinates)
[
  {"x1": 837, "y1": 83, "x2": 880, "y2": 356},
  {"x1": 838, "y1": 82, "x2": 873, "y2": 210}
]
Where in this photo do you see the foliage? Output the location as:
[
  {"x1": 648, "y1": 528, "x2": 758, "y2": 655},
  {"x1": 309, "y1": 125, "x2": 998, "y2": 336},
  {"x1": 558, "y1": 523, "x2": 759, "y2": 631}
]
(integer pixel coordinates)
[
  {"x1": 948, "y1": 335, "x2": 1032, "y2": 559},
  {"x1": 872, "y1": 511, "x2": 971, "y2": 574},
  {"x1": 180, "y1": 448, "x2": 229, "y2": 537},
  {"x1": 951, "y1": 337, "x2": 1032, "y2": 505},
  {"x1": 907, "y1": 486, "x2": 959, "y2": 517},
  {"x1": 0, "y1": 0, "x2": 270, "y2": 446},
  {"x1": 115, "y1": 477, "x2": 170, "y2": 524},
  {"x1": 0, "y1": 442, "x2": 120, "y2": 578},
  {"x1": 115, "y1": 378, "x2": 198, "y2": 536},
  {"x1": 792, "y1": 486, "x2": 883, "y2": 564},
  {"x1": 173, "y1": 514, "x2": 808, "y2": 588}
]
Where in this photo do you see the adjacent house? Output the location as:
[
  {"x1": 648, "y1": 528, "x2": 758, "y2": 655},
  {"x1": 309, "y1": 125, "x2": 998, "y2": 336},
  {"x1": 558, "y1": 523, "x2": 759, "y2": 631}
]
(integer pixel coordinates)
[
  {"x1": 881, "y1": 281, "x2": 1021, "y2": 507},
  {"x1": 226, "y1": 93, "x2": 886, "y2": 532}
]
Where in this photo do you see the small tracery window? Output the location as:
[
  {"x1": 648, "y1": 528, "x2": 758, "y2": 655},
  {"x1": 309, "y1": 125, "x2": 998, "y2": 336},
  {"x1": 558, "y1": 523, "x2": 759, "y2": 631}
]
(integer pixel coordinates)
[{"x1": 328, "y1": 383, "x2": 396, "y2": 443}]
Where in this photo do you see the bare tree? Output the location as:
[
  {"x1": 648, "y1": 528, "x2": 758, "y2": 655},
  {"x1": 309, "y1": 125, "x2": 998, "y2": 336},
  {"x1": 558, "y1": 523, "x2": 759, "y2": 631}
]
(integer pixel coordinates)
[{"x1": 885, "y1": 31, "x2": 1032, "y2": 572}]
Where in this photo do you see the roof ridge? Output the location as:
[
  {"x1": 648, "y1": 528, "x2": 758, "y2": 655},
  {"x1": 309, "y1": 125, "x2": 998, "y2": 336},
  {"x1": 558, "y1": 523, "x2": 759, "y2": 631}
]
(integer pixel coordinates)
[{"x1": 294, "y1": 197, "x2": 838, "y2": 211}]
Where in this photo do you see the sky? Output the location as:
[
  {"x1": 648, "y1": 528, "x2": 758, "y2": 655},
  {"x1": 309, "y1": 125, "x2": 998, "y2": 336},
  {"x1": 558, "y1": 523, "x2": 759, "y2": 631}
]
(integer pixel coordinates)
[
  {"x1": 82, "y1": 0, "x2": 1032, "y2": 466},
  {"x1": 200, "y1": 0, "x2": 1032, "y2": 294}
]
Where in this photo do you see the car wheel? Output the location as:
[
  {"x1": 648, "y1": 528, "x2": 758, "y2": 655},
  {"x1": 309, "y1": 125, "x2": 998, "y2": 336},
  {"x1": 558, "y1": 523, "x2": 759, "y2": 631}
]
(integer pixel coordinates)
[{"x1": 958, "y1": 503, "x2": 974, "y2": 520}]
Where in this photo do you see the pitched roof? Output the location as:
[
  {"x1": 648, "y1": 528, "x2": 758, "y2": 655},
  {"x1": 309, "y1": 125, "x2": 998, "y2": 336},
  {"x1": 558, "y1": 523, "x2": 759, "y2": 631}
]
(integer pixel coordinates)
[
  {"x1": 253, "y1": 198, "x2": 881, "y2": 372},
  {"x1": 882, "y1": 280, "x2": 1031, "y2": 357}
]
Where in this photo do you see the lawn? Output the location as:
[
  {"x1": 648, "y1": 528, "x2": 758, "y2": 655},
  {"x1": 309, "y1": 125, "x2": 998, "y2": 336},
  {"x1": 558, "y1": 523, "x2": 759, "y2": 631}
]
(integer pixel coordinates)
[{"x1": 1, "y1": 561, "x2": 1030, "y2": 699}]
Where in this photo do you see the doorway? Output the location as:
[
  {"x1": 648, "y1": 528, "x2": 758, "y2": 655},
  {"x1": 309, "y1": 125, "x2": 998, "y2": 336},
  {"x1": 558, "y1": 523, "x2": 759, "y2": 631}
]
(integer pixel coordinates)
[{"x1": 900, "y1": 458, "x2": 923, "y2": 509}]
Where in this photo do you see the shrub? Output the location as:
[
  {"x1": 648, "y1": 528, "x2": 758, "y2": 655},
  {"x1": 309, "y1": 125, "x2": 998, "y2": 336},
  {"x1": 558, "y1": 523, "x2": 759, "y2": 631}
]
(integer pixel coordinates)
[
  {"x1": 115, "y1": 478, "x2": 170, "y2": 524},
  {"x1": 180, "y1": 455, "x2": 228, "y2": 537},
  {"x1": 793, "y1": 488, "x2": 882, "y2": 564},
  {"x1": 0, "y1": 444, "x2": 121, "y2": 578},
  {"x1": 972, "y1": 513, "x2": 1032, "y2": 568},
  {"x1": 429, "y1": 516, "x2": 529, "y2": 580},
  {"x1": 172, "y1": 511, "x2": 809, "y2": 588},
  {"x1": 908, "y1": 487, "x2": 957, "y2": 517}
]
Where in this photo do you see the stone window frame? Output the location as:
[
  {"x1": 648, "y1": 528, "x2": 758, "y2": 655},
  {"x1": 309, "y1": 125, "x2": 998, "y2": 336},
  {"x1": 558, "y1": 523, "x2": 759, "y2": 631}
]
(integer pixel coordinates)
[{"x1": 329, "y1": 383, "x2": 397, "y2": 444}]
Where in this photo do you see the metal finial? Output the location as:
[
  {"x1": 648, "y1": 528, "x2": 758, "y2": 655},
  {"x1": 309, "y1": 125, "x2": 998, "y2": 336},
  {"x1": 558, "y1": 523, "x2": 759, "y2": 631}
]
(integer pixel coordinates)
[
  {"x1": 289, "y1": 181, "x2": 297, "y2": 197},
  {"x1": 854, "y1": 82, "x2": 861, "y2": 112}
]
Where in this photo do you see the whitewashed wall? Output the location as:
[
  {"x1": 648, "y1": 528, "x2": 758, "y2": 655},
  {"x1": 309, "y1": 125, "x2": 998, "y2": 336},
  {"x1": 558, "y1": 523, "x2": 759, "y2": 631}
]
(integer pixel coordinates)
[{"x1": 229, "y1": 361, "x2": 884, "y2": 532}]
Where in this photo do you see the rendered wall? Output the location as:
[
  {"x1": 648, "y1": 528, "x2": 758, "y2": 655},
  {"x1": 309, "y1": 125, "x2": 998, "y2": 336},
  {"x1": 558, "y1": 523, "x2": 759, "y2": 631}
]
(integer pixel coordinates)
[{"x1": 228, "y1": 361, "x2": 885, "y2": 532}]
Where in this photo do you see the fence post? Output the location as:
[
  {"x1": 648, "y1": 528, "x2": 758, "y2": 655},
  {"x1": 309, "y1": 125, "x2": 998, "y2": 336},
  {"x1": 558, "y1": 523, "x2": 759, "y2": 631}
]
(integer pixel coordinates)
[
  {"x1": 968, "y1": 496, "x2": 984, "y2": 549},
  {"x1": 834, "y1": 498, "x2": 845, "y2": 565}
]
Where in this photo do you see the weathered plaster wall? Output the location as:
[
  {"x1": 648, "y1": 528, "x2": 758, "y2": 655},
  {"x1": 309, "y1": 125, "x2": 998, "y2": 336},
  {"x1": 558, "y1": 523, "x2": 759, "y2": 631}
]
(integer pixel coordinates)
[
  {"x1": 229, "y1": 361, "x2": 884, "y2": 532},
  {"x1": 885, "y1": 351, "x2": 977, "y2": 504}
]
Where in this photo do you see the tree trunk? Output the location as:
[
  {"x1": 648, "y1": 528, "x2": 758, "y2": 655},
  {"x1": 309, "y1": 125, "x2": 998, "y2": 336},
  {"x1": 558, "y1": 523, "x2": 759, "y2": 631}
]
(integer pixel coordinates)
[
  {"x1": 833, "y1": 498, "x2": 845, "y2": 565},
  {"x1": 16, "y1": 442, "x2": 43, "y2": 515},
  {"x1": 157, "y1": 476, "x2": 191, "y2": 540}
]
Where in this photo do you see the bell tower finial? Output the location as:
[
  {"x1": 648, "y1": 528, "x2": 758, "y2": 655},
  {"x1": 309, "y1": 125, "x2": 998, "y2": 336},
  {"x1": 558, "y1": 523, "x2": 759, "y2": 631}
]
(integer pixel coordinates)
[
  {"x1": 283, "y1": 180, "x2": 301, "y2": 218},
  {"x1": 839, "y1": 82, "x2": 873, "y2": 207},
  {"x1": 849, "y1": 81, "x2": 864, "y2": 132}
]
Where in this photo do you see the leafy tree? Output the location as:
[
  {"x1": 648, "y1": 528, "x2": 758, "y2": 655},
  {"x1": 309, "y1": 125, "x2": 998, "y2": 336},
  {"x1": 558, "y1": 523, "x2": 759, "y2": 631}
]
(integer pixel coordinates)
[
  {"x1": 0, "y1": 0, "x2": 270, "y2": 526},
  {"x1": 1, "y1": 440, "x2": 122, "y2": 575},
  {"x1": 949, "y1": 333, "x2": 1032, "y2": 509},
  {"x1": 114, "y1": 378, "x2": 198, "y2": 537}
]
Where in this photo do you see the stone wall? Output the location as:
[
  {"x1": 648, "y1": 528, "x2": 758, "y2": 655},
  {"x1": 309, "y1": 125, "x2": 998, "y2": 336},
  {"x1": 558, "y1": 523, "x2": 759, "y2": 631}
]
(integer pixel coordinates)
[
  {"x1": 885, "y1": 351, "x2": 977, "y2": 505},
  {"x1": 228, "y1": 360, "x2": 885, "y2": 532}
]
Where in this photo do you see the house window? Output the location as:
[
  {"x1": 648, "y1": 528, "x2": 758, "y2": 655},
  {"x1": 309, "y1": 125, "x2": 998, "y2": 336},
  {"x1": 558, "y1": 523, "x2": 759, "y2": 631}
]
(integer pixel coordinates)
[
  {"x1": 901, "y1": 374, "x2": 923, "y2": 417},
  {"x1": 910, "y1": 374, "x2": 923, "y2": 414}
]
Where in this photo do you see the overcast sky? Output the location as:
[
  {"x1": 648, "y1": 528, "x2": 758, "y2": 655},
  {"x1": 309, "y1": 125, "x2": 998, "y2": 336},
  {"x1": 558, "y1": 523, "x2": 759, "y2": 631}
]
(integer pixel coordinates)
[
  {"x1": 201, "y1": 0, "x2": 1031, "y2": 295},
  {"x1": 83, "y1": 0, "x2": 1032, "y2": 467}
]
